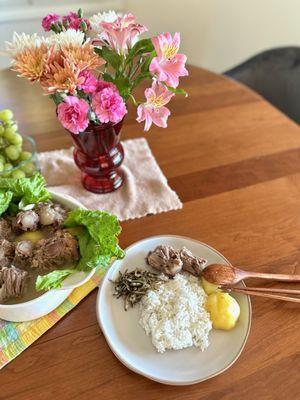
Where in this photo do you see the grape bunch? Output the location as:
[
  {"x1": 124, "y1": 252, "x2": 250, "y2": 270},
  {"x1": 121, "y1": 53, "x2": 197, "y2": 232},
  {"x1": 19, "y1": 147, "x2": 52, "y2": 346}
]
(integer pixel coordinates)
[{"x1": 0, "y1": 109, "x2": 37, "y2": 179}]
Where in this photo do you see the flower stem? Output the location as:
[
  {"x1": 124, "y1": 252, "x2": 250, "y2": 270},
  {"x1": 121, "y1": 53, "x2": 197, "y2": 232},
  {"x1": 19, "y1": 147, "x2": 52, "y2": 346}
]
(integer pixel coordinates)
[{"x1": 128, "y1": 94, "x2": 140, "y2": 107}]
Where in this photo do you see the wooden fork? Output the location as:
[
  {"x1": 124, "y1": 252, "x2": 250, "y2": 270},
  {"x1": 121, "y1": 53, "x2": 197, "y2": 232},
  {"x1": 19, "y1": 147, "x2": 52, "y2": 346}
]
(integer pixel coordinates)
[{"x1": 222, "y1": 286, "x2": 300, "y2": 303}]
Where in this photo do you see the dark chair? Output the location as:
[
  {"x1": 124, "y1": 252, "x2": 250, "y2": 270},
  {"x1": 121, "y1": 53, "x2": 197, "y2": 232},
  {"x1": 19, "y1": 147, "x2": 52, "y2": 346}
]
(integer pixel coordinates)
[{"x1": 224, "y1": 47, "x2": 300, "y2": 123}]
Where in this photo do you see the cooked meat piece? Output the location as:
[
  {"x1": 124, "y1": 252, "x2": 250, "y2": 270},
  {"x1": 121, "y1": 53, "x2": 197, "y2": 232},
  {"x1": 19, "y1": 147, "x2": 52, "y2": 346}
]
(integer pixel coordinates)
[
  {"x1": 32, "y1": 230, "x2": 79, "y2": 270},
  {"x1": 36, "y1": 202, "x2": 67, "y2": 226},
  {"x1": 179, "y1": 247, "x2": 207, "y2": 276},
  {"x1": 0, "y1": 239, "x2": 15, "y2": 268},
  {"x1": 13, "y1": 210, "x2": 39, "y2": 232},
  {"x1": 0, "y1": 266, "x2": 28, "y2": 302},
  {"x1": 13, "y1": 240, "x2": 34, "y2": 269},
  {"x1": 147, "y1": 245, "x2": 183, "y2": 277},
  {"x1": 0, "y1": 218, "x2": 12, "y2": 240}
]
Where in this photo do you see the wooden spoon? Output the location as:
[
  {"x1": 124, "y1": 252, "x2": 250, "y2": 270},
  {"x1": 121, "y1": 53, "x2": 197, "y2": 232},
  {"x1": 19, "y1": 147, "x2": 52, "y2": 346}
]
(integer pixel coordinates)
[{"x1": 202, "y1": 264, "x2": 300, "y2": 285}]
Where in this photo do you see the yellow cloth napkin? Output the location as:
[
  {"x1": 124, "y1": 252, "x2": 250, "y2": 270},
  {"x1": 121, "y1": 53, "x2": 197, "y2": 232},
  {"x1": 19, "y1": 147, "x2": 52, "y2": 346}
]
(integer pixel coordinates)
[{"x1": 0, "y1": 269, "x2": 104, "y2": 369}]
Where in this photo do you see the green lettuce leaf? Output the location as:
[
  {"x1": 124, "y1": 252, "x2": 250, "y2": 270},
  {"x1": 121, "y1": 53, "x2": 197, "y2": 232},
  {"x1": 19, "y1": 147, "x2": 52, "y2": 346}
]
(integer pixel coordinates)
[
  {"x1": 0, "y1": 173, "x2": 51, "y2": 215},
  {"x1": 0, "y1": 190, "x2": 13, "y2": 215},
  {"x1": 36, "y1": 209, "x2": 124, "y2": 291},
  {"x1": 63, "y1": 209, "x2": 124, "y2": 271},
  {"x1": 36, "y1": 269, "x2": 75, "y2": 291}
]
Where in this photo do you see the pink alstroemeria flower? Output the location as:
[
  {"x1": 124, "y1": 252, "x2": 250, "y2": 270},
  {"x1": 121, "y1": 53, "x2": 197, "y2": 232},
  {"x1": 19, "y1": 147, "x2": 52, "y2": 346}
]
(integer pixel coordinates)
[
  {"x1": 97, "y1": 13, "x2": 147, "y2": 54},
  {"x1": 77, "y1": 71, "x2": 98, "y2": 93},
  {"x1": 137, "y1": 80, "x2": 174, "y2": 131},
  {"x1": 150, "y1": 32, "x2": 188, "y2": 88},
  {"x1": 57, "y1": 96, "x2": 89, "y2": 134},
  {"x1": 42, "y1": 13, "x2": 60, "y2": 31}
]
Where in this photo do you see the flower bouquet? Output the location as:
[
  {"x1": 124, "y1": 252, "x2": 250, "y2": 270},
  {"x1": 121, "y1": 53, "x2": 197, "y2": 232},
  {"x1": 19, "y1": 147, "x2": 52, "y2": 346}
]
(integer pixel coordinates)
[{"x1": 4, "y1": 9, "x2": 188, "y2": 193}]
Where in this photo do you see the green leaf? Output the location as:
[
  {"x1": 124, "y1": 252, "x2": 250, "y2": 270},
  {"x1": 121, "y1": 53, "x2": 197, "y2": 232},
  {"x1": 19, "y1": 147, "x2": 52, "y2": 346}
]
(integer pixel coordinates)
[
  {"x1": 166, "y1": 86, "x2": 188, "y2": 97},
  {"x1": 102, "y1": 73, "x2": 114, "y2": 83},
  {"x1": 101, "y1": 47, "x2": 122, "y2": 70},
  {"x1": 94, "y1": 47, "x2": 103, "y2": 57},
  {"x1": 63, "y1": 209, "x2": 124, "y2": 271},
  {"x1": 114, "y1": 76, "x2": 131, "y2": 99},
  {"x1": 132, "y1": 72, "x2": 152, "y2": 88},
  {"x1": 0, "y1": 190, "x2": 13, "y2": 215},
  {"x1": 141, "y1": 50, "x2": 156, "y2": 73},
  {"x1": 36, "y1": 269, "x2": 75, "y2": 291},
  {"x1": 50, "y1": 92, "x2": 66, "y2": 105},
  {"x1": 0, "y1": 173, "x2": 51, "y2": 215},
  {"x1": 127, "y1": 38, "x2": 155, "y2": 62}
]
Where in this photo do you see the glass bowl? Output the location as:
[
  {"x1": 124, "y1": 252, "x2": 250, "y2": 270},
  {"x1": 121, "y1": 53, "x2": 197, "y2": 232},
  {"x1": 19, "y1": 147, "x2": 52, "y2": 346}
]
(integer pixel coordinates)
[{"x1": 0, "y1": 134, "x2": 39, "y2": 179}]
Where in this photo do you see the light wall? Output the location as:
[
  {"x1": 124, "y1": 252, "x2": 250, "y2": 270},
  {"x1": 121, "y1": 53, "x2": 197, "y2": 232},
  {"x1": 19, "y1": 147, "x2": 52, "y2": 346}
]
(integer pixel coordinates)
[
  {"x1": 1, "y1": 1, "x2": 300, "y2": 72},
  {"x1": 0, "y1": 0, "x2": 124, "y2": 69},
  {"x1": 125, "y1": 0, "x2": 300, "y2": 72}
]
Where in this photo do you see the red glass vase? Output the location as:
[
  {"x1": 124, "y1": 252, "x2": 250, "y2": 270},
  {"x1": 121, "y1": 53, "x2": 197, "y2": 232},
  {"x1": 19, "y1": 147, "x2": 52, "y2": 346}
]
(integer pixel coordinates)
[{"x1": 69, "y1": 119, "x2": 125, "y2": 194}]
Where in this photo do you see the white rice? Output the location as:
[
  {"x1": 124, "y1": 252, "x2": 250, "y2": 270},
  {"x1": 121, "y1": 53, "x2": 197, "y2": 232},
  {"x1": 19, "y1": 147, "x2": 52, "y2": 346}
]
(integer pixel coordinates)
[{"x1": 139, "y1": 273, "x2": 212, "y2": 353}]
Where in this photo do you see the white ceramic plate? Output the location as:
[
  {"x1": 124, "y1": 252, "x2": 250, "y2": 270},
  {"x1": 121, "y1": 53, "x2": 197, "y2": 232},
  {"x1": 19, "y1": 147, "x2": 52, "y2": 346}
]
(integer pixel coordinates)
[{"x1": 97, "y1": 235, "x2": 252, "y2": 385}]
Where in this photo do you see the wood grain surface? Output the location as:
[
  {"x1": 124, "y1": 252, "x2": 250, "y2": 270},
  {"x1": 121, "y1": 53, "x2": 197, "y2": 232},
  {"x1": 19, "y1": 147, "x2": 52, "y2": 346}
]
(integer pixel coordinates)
[{"x1": 0, "y1": 66, "x2": 300, "y2": 400}]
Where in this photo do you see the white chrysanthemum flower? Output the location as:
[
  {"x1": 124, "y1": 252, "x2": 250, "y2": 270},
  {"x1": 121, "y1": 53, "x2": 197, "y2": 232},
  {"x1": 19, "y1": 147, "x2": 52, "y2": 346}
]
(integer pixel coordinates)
[
  {"x1": 47, "y1": 29, "x2": 86, "y2": 47},
  {"x1": 4, "y1": 32, "x2": 47, "y2": 57},
  {"x1": 89, "y1": 10, "x2": 119, "y2": 37}
]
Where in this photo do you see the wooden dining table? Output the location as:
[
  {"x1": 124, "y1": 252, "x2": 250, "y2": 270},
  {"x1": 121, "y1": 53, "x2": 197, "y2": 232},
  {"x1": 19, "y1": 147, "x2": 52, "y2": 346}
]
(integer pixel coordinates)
[{"x1": 1, "y1": 65, "x2": 300, "y2": 399}]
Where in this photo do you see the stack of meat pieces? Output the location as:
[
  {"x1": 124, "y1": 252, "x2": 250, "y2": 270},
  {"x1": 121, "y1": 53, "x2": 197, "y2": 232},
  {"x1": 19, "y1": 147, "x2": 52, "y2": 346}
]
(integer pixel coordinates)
[
  {"x1": 147, "y1": 245, "x2": 207, "y2": 277},
  {"x1": 0, "y1": 202, "x2": 79, "y2": 302}
]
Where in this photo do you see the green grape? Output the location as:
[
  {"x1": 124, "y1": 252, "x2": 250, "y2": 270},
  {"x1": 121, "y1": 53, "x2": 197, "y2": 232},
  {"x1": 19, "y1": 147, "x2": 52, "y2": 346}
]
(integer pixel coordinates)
[
  {"x1": 19, "y1": 151, "x2": 32, "y2": 161},
  {"x1": 8, "y1": 132, "x2": 22, "y2": 146},
  {"x1": 4, "y1": 129, "x2": 22, "y2": 144},
  {"x1": 2, "y1": 162, "x2": 13, "y2": 176},
  {"x1": 4, "y1": 124, "x2": 18, "y2": 136},
  {"x1": 0, "y1": 109, "x2": 13, "y2": 123},
  {"x1": 21, "y1": 162, "x2": 36, "y2": 175},
  {"x1": 4, "y1": 162, "x2": 12, "y2": 170},
  {"x1": 0, "y1": 154, "x2": 5, "y2": 164},
  {"x1": 5, "y1": 145, "x2": 20, "y2": 161},
  {"x1": 11, "y1": 169, "x2": 25, "y2": 179},
  {"x1": 0, "y1": 137, "x2": 7, "y2": 149},
  {"x1": 0, "y1": 162, "x2": 4, "y2": 172},
  {"x1": 0, "y1": 125, "x2": 4, "y2": 136}
]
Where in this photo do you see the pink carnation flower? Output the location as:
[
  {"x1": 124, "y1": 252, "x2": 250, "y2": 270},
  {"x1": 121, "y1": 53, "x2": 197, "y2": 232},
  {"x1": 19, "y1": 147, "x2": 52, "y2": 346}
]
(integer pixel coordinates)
[
  {"x1": 77, "y1": 71, "x2": 98, "y2": 93},
  {"x1": 137, "y1": 80, "x2": 174, "y2": 131},
  {"x1": 42, "y1": 13, "x2": 60, "y2": 32},
  {"x1": 92, "y1": 87, "x2": 127, "y2": 124},
  {"x1": 62, "y1": 12, "x2": 90, "y2": 31},
  {"x1": 150, "y1": 32, "x2": 188, "y2": 88},
  {"x1": 57, "y1": 96, "x2": 89, "y2": 134},
  {"x1": 97, "y1": 80, "x2": 118, "y2": 92}
]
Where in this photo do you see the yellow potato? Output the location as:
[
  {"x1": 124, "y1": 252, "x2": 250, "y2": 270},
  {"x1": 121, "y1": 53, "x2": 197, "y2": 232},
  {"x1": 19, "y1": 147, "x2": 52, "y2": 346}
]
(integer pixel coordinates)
[
  {"x1": 205, "y1": 292, "x2": 240, "y2": 330},
  {"x1": 201, "y1": 277, "x2": 219, "y2": 294},
  {"x1": 15, "y1": 230, "x2": 45, "y2": 244}
]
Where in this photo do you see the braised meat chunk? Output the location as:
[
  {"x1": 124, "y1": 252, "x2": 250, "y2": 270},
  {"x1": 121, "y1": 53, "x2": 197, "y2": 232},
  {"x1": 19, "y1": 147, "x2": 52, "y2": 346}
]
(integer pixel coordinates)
[
  {"x1": 13, "y1": 210, "x2": 39, "y2": 232},
  {"x1": 13, "y1": 240, "x2": 34, "y2": 269},
  {"x1": 147, "y1": 245, "x2": 183, "y2": 276},
  {"x1": 32, "y1": 230, "x2": 79, "y2": 270},
  {"x1": 36, "y1": 202, "x2": 67, "y2": 227},
  {"x1": 0, "y1": 218, "x2": 12, "y2": 240},
  {"x1": 0, "y1": 239, "x2": 15, "y2": 268},
  {"x1": 179, "y1": 247, "x2": 207, "y2": 276},
  {"x1": 0, "y1": 266, "x2": 28, "y2": 302}
]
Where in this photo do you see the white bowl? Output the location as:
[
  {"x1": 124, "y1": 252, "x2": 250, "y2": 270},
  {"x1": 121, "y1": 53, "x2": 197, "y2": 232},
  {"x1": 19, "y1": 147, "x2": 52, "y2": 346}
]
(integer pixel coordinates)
[{"x1": 0, "y1": 190, "x2": 95, "y2": 322}]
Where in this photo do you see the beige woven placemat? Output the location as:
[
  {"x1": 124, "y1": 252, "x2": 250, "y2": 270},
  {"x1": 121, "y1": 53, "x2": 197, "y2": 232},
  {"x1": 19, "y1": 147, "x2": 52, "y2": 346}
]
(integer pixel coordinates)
[{"x1": 38, "y1": 138, "x2": 182, "y2": 220}]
